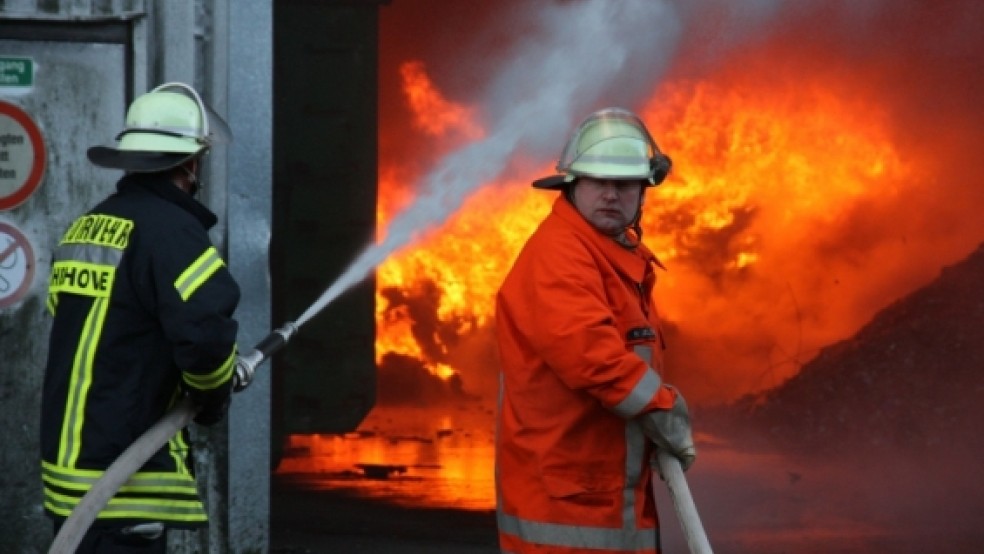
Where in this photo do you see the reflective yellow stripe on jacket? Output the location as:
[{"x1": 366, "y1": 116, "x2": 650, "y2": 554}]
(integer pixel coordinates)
[
  {"x1": 41, "y1": 461, "x2": 207, "y2": 523},
  {"x1": 182, "y1": 347, "x2": 236, "y2": 391},
  {"x1": 47, "y1": 218, "x2": 129, "y2": 469},
  {"x1": 174, "y1": 246, "x2": 235, "y2": 390},
  {"x1": 47, "y1": 242, "x2": 124, "y2": 315},
  {"x1": 57, "y1": 296, "x2": 110, "y2": 468},
  {"x1": 175, "y1": 246, "x2": 225, "y2": 301}
]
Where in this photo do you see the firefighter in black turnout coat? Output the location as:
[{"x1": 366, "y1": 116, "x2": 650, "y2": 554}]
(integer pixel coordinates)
[{"x1": 40, "y1": 83, "x2": 240, "y2": 553}]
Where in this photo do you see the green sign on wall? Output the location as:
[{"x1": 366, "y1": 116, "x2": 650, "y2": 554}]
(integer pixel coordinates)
[{"x1": 0, "y1": 57, "x2": 34, "y2": 87}]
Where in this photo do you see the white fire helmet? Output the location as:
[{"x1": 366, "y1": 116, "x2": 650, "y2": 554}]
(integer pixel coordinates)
[
  {"x1": 532, "y1": 107, "x2": 671, "y2": 189},
  {"x1": 88, "y1": 82, "x2": 232, "y2": 172}
]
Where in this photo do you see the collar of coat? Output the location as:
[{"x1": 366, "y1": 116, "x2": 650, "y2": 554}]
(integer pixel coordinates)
[
  {"x1": 551, "y1": 196, "x2": 665, "y2": 275},
  {"x1": 115, "y1": 172, "x2": 219, "y2": 231}
]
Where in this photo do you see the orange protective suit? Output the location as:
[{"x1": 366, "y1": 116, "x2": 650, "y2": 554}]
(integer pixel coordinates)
[{"x1": 495, "y1": 196, "x2": 676, "y2": 554}]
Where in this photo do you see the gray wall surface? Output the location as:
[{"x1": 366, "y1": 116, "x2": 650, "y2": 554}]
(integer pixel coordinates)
[
  {"x1": 0, "y1": 1, "x2": 385, "y2": 551},
  {"x1": 0, "y1": 34, "x2": 129, "y2": 553},
  {"x1": 226, "y1": 0, "x2": 273, "y2": 551},
  {"x1": 0, "y1": 1, "x2": 274, "y2": 552}
]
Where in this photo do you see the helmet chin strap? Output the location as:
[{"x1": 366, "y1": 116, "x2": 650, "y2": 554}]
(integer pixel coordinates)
[
  {"x1": 181, "y1": 162, "x2": 202, "y2": 197},
  {"x1": 616, "y1": 207, "x2": 644, "y2": 249},
  {"x1": 615, "y1": 192, "x2": 646, "y2": 249}
]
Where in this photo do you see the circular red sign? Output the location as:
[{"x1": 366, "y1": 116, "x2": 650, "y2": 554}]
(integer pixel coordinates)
[{"x1": 0, "y1": 101, "x2": 46, "y2": 211}]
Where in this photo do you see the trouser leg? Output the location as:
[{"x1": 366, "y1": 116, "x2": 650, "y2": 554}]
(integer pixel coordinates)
[{"x1": 52, "y1": 521, "x2": 166, "y2": 554}]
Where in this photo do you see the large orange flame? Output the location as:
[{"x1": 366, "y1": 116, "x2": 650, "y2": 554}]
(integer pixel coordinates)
[
  {"x1": 375, "y1": 60, "x2": 914, "y2": 404},
  {"x1": 399, "y1": 61, "x2": 483, "y2": 141},
  {"x1": 282, "y1": 0, "x2": 984, "y2": 523}
]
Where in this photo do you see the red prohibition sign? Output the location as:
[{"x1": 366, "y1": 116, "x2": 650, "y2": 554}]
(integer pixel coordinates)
[
  {"x1": 0, "y1": 221, "x2": 36, "y2": 309},
  {"x1": 0, "y1": 101, "x2": 47, "y2": 211}
]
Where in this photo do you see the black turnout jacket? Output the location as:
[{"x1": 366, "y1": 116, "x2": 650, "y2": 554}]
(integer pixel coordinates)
[{"x1": 40, "y1": 172, "x2": 240, "y2": 527}]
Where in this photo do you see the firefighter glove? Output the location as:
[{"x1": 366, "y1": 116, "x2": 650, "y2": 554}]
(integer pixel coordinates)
[
  {"x1": 193, "y1": 394, "x2": 230, "y2": 426},
  {"x1": 639, "y1": 389, "x2": 696, "y2": 471}
]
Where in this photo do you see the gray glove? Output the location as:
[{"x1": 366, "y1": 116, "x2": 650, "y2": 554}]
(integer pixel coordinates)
[{"x1": 638, "y1": 390, "x2": 696, "y2": 471}]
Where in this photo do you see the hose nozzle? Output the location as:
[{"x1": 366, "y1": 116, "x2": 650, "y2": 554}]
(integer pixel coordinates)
[{"x1": 232, "y1": 321, "x2": 298, "y2": 392}]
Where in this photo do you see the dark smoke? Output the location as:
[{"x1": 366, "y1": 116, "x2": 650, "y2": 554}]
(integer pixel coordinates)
[
  {"x1": 376, "y1": 352, "x2": 474, "y2": 406},
  {"x1": 379, "y1": 280, "x2": 470, "y2": 363},
  {"x1": 687, "y1": 242, "x2": 984, "y2": 553},
  {"x1": 377, "y1": 279, "x2": 481, "y2": 405},
  {"x1": 737, "y1": 242, "x2": 984, "y2": 458}
]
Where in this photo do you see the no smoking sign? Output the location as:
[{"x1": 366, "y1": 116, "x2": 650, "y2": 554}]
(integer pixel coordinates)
[
  {"x1": 0, "y1": 221, "x2": 35, "y2": 309},
  {"x1": 0, "y1": 100, "x2": 46, "y2": 211}
]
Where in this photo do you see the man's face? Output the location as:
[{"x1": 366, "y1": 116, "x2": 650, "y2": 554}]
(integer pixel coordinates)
[{"x1": 571, "y1": 177, "x2": 646, "y2": 235}]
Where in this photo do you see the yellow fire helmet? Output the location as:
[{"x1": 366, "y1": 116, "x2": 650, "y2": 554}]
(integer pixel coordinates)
[
  {"x1": 532, "y1": 107, "x2": 671, "y2": 189},
  {"x1": 88, "y1": 82, "x2": 232, "y2": 172}
]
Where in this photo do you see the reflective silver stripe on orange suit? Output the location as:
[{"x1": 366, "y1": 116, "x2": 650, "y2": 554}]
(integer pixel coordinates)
[
  {"x1": 497, "y1": 510, "x2": 658, "y2": 550},
  {"x1": 612, "y1": 360, "x2": 661, "y2": 419},
  {"x1": 497, "y1": 413, "x2": 655, "y2": 550},
  {"x1": 623, "y1": 418, "x2": 648, "y2": 531}
]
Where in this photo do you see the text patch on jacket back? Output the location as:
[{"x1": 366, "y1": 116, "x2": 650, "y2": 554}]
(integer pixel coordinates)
[{"x1": 48, "y1": 214, "x2": 132, "y2": 301}]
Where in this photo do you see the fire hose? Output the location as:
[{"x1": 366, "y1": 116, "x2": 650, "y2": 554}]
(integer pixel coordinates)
[
  {"x1": 46, "y1": 322, "x2": 298, "y2": 554},
  {"x1": 48, "y1": 325, "x2": 714, "y2": 554},
  {"x1": 654, "y1": 450, "x2": 714, "y2": 554}
]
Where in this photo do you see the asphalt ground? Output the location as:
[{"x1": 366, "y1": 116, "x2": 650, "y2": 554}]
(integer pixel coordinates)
[
  {"x1": 270, "y1": 473, "x2": 500, "y2": 553},
  {"x1": 269, "y1": 445, "x2": 984, "y2": 554}
]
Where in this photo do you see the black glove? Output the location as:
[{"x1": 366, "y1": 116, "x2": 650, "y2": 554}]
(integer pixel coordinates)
[{"x1": 192, "y1": 391, "x2": 231, "y2": 426}]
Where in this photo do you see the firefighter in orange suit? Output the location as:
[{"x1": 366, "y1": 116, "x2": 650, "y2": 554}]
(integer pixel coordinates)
[{"x1": 495, "y1": 108, "x2": 696, "y2": 553}]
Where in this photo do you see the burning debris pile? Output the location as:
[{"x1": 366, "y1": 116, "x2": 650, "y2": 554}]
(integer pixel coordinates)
[{"x1": 724, "y1": 241, "x2": 984, "y2": 459}]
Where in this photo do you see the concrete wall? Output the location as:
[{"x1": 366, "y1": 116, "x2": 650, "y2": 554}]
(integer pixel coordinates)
[
  {"x1": 0, "y1": 0, "x2": 389, "y2": 550},
  {"x1": 0, "y1": 1, "x2": 273, "y2": 552},
  {"x1": 0, "y1": 9, "x2": 140, "y2": 552}
]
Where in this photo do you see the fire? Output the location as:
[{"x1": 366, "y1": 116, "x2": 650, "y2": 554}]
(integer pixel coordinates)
[
  {"x1": 399, "y1": 61, "x2": 483, "y2": 140},
  {"x1": 375, "y1": 174, "x2": 550, "y2": 380},
  {"x1": 375, "y1": 62, "x2": 537, "y2": 381},
  {"x1": 636, "y1": 74, "x2": 908, "y2": 293},
  {"x1": 281, "y1": 0, "x2": 984, "y2": 534},
  {"x1": 633, "y1": 73, "x2": 913, "y2": 400},
  {"x1": 376, "y1": 60, "x2": 913, "y2": 402}
]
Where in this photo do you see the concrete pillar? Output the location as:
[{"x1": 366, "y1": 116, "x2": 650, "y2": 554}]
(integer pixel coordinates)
[{"x1": 225, "y1": 0, "x2": 273, "y2": 551}]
